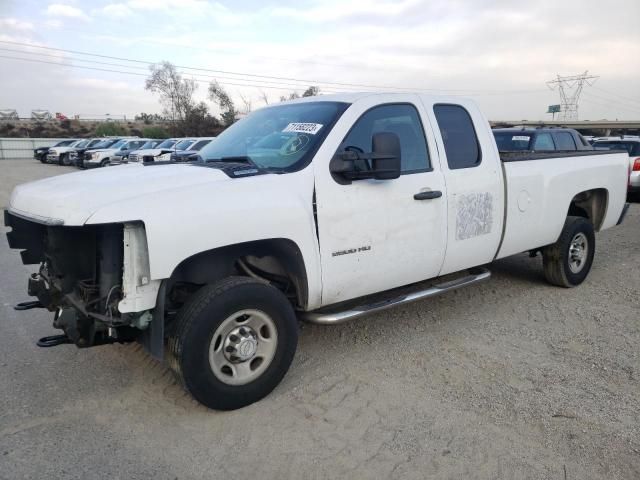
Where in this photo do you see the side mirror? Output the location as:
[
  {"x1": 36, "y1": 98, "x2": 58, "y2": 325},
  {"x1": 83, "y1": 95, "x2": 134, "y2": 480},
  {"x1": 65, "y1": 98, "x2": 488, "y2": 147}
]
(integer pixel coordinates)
[
  {"x1": 371, "y1": 132, "x2": 401, "y2": 180},
  {"x1": 329, "y1": 132, "x2": 402, "y2": 185}
]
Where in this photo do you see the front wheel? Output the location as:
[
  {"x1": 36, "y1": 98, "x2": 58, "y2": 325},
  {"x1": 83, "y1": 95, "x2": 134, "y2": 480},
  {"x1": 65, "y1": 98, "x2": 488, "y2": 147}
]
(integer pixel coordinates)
[
  {"x1": 543, "y1": 216, "x2": 595, "y2": 287},
  {"x1": 167, "y1": 277, "x2": 298, "y2": 410},
  {"x1": 58, "y1": 154, "x2": 66, "y2": 166}
]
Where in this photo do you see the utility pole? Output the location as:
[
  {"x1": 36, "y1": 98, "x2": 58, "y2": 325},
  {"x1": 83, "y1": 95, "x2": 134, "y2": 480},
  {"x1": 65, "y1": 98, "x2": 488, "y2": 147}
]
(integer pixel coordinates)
[{"x1": 546, "y1": 71, "x2": 598, "y2": 120}]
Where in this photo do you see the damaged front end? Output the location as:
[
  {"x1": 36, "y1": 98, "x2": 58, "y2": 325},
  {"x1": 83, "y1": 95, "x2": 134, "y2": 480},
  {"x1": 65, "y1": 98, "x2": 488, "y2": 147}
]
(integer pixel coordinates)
[{"x1": 4, "y1": 210, "x2": 161, "y2": 353}]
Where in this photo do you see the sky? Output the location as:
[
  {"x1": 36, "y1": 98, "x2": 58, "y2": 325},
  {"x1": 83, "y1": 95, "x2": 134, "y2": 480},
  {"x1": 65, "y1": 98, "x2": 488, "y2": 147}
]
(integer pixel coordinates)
[{"x1": 0, "y1": 0, "x2": 639, "y2": 120}]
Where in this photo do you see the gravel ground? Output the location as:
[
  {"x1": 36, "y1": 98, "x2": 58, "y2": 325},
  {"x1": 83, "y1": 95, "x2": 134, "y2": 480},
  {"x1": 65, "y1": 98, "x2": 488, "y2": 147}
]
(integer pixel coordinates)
[{"x1": 0, "y1": 159, "x2": 638, "y2": 479}]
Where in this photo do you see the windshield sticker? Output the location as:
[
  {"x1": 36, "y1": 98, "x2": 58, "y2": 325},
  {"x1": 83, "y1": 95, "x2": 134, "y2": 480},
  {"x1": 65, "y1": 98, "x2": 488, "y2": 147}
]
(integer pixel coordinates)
[
  {"x1": 512, "y1": 135, "x2": 530, "y2": 141},
  {"x1": 282, "y1": 135, "x2": 310, "y2": 155},
  {"x1": 283, "y1": 123, "x2": 323, "y2": 134}
]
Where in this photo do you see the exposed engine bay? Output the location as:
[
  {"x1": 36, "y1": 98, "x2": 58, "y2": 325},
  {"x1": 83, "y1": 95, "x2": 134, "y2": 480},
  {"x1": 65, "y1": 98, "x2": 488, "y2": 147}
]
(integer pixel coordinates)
[{"x1": 4, "y1": 210, "x2": 153, "y2": 349}]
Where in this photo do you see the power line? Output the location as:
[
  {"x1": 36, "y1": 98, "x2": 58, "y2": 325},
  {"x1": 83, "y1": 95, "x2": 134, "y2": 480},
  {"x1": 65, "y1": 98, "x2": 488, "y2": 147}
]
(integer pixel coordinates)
[
  {"x1": 0, "y1": 39, "x2": 549, "y2": 96},
  {"x1": 581, "y1": 94, "x2": 640, "y2": 116},
  {"x1": 591, "y1": 86, "x2": 640, "y2": 107},
  {"x1": 0, "y1": 54, "x2": 341, "y2": 93},
  {"x1": 0, "y1": 47, "x2": 349, "y2": 93},
  {"x1": 582, "y1": 91, "x2": 640, "y2": 113}
]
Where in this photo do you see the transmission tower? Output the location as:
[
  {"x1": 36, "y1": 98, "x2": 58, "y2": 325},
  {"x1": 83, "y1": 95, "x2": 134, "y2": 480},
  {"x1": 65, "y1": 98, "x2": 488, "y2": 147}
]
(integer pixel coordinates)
[{"x1": 546, "y1": 71, "x2": 598, "y2": 120}]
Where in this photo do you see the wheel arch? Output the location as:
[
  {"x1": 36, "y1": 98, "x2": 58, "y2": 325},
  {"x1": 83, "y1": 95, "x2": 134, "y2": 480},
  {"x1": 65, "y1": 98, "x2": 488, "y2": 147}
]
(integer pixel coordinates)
[
  {"x1": 567, "y1": 188, "x2": 608, "y2": 231},
  {"x1": 166, "y1": 238, "x2": 309, "y2": 310}
]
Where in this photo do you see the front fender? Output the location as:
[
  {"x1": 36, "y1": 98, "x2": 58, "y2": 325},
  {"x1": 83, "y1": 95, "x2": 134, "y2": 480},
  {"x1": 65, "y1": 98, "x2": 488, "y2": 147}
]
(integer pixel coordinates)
[{"x1": 86, "y1": 167, "x2": 323, "y2": 309}]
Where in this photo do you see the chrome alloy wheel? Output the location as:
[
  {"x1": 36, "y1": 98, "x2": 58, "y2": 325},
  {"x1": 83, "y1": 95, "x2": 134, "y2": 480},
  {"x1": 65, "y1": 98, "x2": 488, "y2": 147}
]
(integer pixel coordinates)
[
  {"x1": 568, "y1": 232, "x2": 589, "y2": 274},
  {"x1": 208, "y1": 309, "x2": 278, "y2": 386}
]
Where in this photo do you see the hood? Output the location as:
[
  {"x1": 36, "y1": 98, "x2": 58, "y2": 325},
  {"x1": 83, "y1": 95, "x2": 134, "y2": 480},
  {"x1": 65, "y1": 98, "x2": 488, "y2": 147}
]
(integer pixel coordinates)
[{"x1": 9, "y1": 164, "x2": 231, "y2": 226}]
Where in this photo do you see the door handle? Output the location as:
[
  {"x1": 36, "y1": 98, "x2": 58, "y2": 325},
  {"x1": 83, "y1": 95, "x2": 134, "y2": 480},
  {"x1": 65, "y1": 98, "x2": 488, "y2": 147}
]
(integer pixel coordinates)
[{"x1": 414, "y1": 190, "x2": 442, "y2": 200}]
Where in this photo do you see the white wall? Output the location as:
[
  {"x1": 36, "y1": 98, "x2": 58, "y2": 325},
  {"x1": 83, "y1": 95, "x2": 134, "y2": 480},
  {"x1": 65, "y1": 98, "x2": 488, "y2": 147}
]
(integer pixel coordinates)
[{"x1": 0, "y1": 138, "x2": 69, "y2": 160}]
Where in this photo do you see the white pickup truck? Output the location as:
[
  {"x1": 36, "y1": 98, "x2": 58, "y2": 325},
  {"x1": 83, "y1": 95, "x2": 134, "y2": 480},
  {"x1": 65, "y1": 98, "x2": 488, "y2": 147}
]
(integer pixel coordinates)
[{"x1": 4, "y1": 93, "x2": 630, "y2": 410}]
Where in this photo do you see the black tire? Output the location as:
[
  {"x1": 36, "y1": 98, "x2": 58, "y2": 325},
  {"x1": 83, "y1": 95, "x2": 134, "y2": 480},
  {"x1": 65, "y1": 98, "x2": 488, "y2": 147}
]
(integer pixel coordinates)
[
  {"x1": 100, "y1": 159, "x2": 109, "y2": 167},
  {"x1": 167, "y1": 276, "x2": 298, "y2": 410},
  {"x1": 542, "y1": 216, "x2": 595, "y2": 288},
  {"x1": 58, "y1": 154, "x2": 66, "y2": 166}
]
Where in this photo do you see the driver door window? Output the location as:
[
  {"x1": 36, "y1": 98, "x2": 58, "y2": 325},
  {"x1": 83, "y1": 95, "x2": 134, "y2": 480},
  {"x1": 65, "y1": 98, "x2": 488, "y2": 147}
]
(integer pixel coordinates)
[{"x1": 339, "y1": 104, "x2": 431, "y2": 174}]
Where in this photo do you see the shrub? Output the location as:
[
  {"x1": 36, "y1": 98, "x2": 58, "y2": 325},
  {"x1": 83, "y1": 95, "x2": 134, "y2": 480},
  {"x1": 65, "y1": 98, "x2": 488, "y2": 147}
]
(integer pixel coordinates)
[
  {"x1": 95, "y1": 122, "x2": 126, "y2": 136},
  {"x1": 142, "y1": 126, "x2": 170, "y2": 139}
]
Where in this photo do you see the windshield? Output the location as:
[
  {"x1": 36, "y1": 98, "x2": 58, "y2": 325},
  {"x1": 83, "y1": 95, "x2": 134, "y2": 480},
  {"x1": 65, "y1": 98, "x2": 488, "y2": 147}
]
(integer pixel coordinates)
[
  {"x1": 110, "y1": 139, "x2": 127, "y2": 149},
  {"x1": 55, "y1": 140, "x2": 75, "y2": 147},
  {"x1": 140, "y1": 140, "x2": 158, "y2": 149},
  {"x1": 157, "y1": 139, "x2": 177, "y2": 149},
  {"x1": 198, "y1": 101, "x2": 349, "y2": 172},
  {"x1": 75, "y1": 140, "x2": 90, "y2": 148},
  {"x1": 175, "y1": 139, "x2": 195, "y2": 150},
  {"x1": 93, "y1": 139, "x2": 118, "y2": 149},
  {"x1": 190, "y1": 139, "x2": 212, "y2": 150},
  {"x1": 493, "y1": 131, "x2": 532, "y2": 151}
]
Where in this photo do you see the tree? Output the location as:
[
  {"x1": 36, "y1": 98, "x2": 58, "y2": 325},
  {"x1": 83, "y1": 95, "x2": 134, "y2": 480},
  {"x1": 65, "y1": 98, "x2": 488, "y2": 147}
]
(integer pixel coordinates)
[
  {"x1": 208, "y1": 80, "x2": 237, "y2": 127},
  {"x1": 238, "y1": 93, "x2": 252, "y2": 115},
  {"x1": 95, "y1": 122, "x2": 126, "y2": 136},
  {"x1": 145, "y1": 61, "x2": 197, "y2": 130},
  {"x1": 302, "y1": 86, "x2": 320, "y2": 97},
  {"x1": 135, "y1": 112, "x2": 167, "y2": 124},
  {"x1": 279, "y1": 86, "x2": 319, "y2": 102},
  {"x1": 181, "y1": 102, "x2": 222, "y2": 136}
]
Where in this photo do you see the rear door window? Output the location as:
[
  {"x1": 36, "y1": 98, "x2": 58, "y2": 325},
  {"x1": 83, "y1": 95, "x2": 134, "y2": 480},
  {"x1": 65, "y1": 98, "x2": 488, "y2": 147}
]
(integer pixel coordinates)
[
  {"x1": 433, "y1": 104, "x2": 481, "y2": 169},
  {"x1": 533, "y1": 133, "x2": 555, "y2": 150},
  {"x1": 554, "y1": 132, "x2": 577, "y2": 150}
]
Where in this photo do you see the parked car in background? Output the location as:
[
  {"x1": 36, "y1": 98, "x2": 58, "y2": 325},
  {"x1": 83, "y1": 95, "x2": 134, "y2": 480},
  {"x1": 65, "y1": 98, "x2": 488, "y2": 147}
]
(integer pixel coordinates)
[
  {"x1": 593, "y1": 138, "x2": 640, "y2": 196},
  {"x1": 80, "y1": 137, "x2": 137, "y2": 168},
  {"x1": 110, "y1": 139, "x2": 162, "y2": 165},
  {"x1": 68, "y1": 138, "x2": 107, "y2": 167},
  {"x1": 61, "y1": 139, "x2": 103, "y2": 166},
  {"x1": 83, "y1": 138, "x2": 146, "y2": 168},
  {"x1": 493, "y1": 127, "x2": 592, "y2": 152},
  {"x1": 128, "y1": 138, "x2": 180, "y2": 163},
  {"x1": 46, "y1": 139, "x2": 85, "y2": 165},
  {"x1": 34, "y1": 139, "x2": 79, "y2": 163},
  {"x1": 170, "y1": 137, "x2": 216, "y2": 162},
  {"x1": 156, "y1": 138, "x2": 197, "y2": 161}
]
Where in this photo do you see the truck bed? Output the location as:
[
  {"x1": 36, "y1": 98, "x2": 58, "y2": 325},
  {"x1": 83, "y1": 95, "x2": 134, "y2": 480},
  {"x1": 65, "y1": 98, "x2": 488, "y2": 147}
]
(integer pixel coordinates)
[
  {"x1": 499, "y1": 149, "x2": 626, "y2": 162},
  {"x1": 495, "y1": 150, "x2": 629, "y2": 260}
]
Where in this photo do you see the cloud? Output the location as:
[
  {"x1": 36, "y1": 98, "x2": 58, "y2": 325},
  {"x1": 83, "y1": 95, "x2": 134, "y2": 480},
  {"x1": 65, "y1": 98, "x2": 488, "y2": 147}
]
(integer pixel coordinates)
[
  {"x1": 0, "y1": 18, "x2": 34, "y2": 31},
  {"x1": 46, "y1": 4, "x2": 90, "y2": 21},
  {"x1": 101, "y1": 4, "x2": 134, "y2": 17}
]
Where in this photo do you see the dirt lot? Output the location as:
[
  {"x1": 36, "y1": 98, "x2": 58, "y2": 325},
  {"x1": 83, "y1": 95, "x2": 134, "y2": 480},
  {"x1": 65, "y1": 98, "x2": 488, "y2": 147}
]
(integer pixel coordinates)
[{"x1": 0, "y1": 159, "x2": 638, "y2": 479}]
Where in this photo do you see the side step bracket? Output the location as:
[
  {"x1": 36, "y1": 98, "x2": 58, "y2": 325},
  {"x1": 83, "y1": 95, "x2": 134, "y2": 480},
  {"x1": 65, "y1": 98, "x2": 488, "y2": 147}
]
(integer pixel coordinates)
[{"x1": 301, "y1": 267, "x2": 491, "y2": 324}]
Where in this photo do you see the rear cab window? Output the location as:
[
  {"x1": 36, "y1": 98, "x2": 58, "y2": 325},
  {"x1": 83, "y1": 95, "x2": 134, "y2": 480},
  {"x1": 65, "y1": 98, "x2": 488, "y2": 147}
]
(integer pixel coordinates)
[
  {"x1": 554, "y1": 132, "x2": 577, "y2": 150},
  {"x1": 433, "y1": 104, "x2": 481, "y2": 169},
  {"x1": 493, "y1": 132, "x2": 532, "y2": 151},
  {"x1": 533, "y1": 133, "x2": 555, "y2": 150}
]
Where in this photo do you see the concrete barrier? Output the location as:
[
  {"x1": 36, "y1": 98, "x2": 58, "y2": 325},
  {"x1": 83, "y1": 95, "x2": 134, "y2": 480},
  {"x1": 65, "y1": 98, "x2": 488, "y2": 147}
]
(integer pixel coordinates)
[{"x1": 0, "y1": 138, "x2": 69, "y2": 160}]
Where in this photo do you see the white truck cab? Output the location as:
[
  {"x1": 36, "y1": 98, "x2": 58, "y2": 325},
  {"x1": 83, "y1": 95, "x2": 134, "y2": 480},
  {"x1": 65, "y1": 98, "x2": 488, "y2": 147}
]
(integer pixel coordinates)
[{"x1": 5, "y1": 93, "x2": 630, "y2": 411}]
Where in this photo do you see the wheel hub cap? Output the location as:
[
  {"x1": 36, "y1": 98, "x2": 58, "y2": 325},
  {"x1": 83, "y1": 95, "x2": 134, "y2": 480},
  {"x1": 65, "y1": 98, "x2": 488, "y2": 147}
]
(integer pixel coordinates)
[
  {"x1": 568, "y1": 232, "x2": 588, "y2": 274},
  {"x1": 223, "y1": 326, "x2": 258, "y2": 362}
]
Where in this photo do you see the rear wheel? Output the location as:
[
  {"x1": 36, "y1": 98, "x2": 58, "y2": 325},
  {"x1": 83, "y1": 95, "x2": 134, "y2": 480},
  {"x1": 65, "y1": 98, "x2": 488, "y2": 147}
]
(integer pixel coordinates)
[
  {"x1": 543, "y1": 216, "x2": 595, "y2": 287},
  {"x1": 167, "y1": 276, "x2": 298, "y2": 410}
]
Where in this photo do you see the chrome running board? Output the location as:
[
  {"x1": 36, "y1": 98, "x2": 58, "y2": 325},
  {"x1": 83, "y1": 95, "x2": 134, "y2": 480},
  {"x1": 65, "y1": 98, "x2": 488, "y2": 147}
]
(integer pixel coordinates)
[{"x1": 301, "y1": 267, "x2": 491, "y2": 325}]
